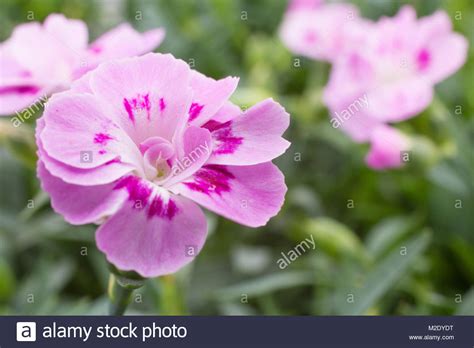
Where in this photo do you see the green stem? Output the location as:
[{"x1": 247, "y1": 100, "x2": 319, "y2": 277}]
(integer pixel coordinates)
[
  {"x1": 108, "y1": 273, "x2": 145, "y2": 315},
  {"x1": 158, "y1": 275, "x2": 185, "y2": 315}
]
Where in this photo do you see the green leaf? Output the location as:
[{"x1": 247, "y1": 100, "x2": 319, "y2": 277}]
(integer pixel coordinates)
[
  {"x1": 455, "y1": 288, "x2": 474, "y2": 315},
  {"x1": 303, "y1": 218, "x2": 368, "y2": 263},
  {"x1": 214, "y1": 271, "x2": 314, "y2": 301},
  {"x1": 336, "y1": 231, "x2": 431, "y2": 315},
  {"x1": 365, "y1": 215, "x2": 420, "y2": 260}
]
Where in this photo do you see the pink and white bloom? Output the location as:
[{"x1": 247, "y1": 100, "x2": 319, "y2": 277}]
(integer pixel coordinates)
[
  {"x1": 36, "y1": 53, "x2": 290, "y2": 277},
  {"x1": 323, "y1": 5, "x2": 468, "y2": 169},
  {"x1": 279, "y1": 0, "x2": 368, "y2": 62},
  {"x1": 0, "y1": 14, "x2": 164, "y2": 115}
]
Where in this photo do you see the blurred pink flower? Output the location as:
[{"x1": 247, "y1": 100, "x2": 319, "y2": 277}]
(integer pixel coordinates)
[
  {"x1": 323, "y1": 5, "x2": 467, "y2": 169},
  {"x1": 36, "y1": 53, "x2": 290, "y2": 277},
  {"x1": 365, "y1": 125, "x2": 411, "y2": 170},
  {"x1": 279, "y1": 0, "x2": 368, "y2": 61},
  {"x1": 0, "y1": 14, "x2": 165, "y2": 115}
]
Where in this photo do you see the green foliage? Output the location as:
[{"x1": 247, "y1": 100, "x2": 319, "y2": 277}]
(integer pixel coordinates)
[{"x1": 0, "y1": 0, "x2": 472, "y2": 315}]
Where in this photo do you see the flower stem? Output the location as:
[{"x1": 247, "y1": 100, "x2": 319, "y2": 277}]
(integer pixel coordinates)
[
  {"x1": 158, "y1": 275, "x2": 185, "y2": 315},
  {"x1": 108, "y1": 273, "x2": 145, "y2": 315}
]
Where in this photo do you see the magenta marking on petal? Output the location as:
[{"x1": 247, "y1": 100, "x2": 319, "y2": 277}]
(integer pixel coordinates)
[
  {"x1": 94, "y1": 132, "x2": 114, "y2": 145},
  {"x1": 90, "y1": 45, "x2": 102, "y2": 54},
  {"x1": 147, "y1": 196, "x2": 178, "y2": 220},
  {"x1": 159, "y1": 97, "x2": 166, "y2": 111},
  {"x1": 416, "y1": 48, "x2": 430, "y2": 71},
  {"x1": 188, "y1": 102, "x2": 204, "y2": 122},
  {"x1": 184, "y1": 165, "x2": 234, "y2": 195},
  {"x1": 124, "y1": 94, "x2": 151, "y2": 121},
  {"x1": 114, "y1": 175, "x2": 151, "y2": 209},
  {"x1": 105, "y1": 157, "x2": 121, "y2": 165},
  {"x1": 143, "y1": 93, "x2": 151, "y2": 120},
  {"x1": 99, "y1": 149, "x2": 106, "y2": 155},
  {"x1": 123, "y1": 98, "x2": 135, "y2": 122},
  {"x1": 0, "y1": 85, "x2": 40, "y2": 95},
  {"x1": 203, "y1": 120, "x2": 243, "y2": 155}
]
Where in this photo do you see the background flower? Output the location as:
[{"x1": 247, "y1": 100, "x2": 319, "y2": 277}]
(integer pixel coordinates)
[
  {"x1": 0, "y1": 13, "x2": 164, "y2": 115},
  {"x1": 322, "y1": 5, "x2": 467, "y2": 169}
]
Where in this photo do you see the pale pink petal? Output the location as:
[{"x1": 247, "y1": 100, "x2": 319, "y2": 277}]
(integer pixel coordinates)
[
  {"x1": 40, "y1": 93, "x2": 142, "y2": 170},
  {"x1": 211, "y1": 101, "x2": 242, "y2": 123},
  {"x1": 0, "y1": 84, "x2": 45, "y2": 115},
  {"x1": 279, "y1": 3, "x2": 363, "y2": 61},
  {"x1": 417, "y1": 10, "x2": 452, "y2": 40},
  {"x1": 96, "y1": 177, "x2": 207, "y2": 277},
  {"x1": 88, "y1": 24, "x2": 164, "y2": 61},
  {"x1": 170, "y1": 163, "x2": 287, "y2": 227},
  {"x1": 330, "y1": 107, "x2": 382, "y2": 143},
  {"x1": 416, "y1": 33, "x2": 467, "y2": 84},
  {"x1": 36, "y1": 117, "x2": 135, "y2": 185},
  {"x1": 287, "y1": 0, "x2": 323, "y2": 11},
  {"x1": 365, "y1": 77, "x2": 433, "y2": 122},
  {"x1": 43, "y1": 14, "x2": 88, "y2": 52},
  {"x1": 90, "y1": 53, "x2": 192, "y2": 142},
  {"x1": 365, "y1": 125, "x2": 411, "y2": 170},
  {"x1": 38, "y1": 161, "x2": 127, "y2": 225},
  {"x1": 187, "y1": 71, "x2": 239, "y2": 126},
  {"x1": 204, "y1": 99, "x2": 290, "y2": 165},
  {"x1": 3, "y1": 22, "x2": 75, "y2": 84},
  {"x1": 165, "y1": 126, "x2": 212, "y2": 187},
  {"x1": 69, "y1": 69, "x2": 94, "y2": 94}
]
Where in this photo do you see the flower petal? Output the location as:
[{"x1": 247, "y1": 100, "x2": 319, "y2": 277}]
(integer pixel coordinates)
[
  {"x1": 418, "y1": 33, "x2": 468, "y2": 84},
  {"x1": 40, "y1": 92, "x2": 142, "y2": 170},
  {"x1": 204, "y1": 98, "x2": 290, "y2": 165},
  {"x1": 43, "y1": 14, "x2": 89, "y2": 52},
  {"x1": 165, "y1": 126, "x2": 212, "y2": 187},
  {"x1": 90, "y1": 53, "x2": 192, "y2": 142},
  {"x1": 188, "y1": 70, "x2": 239, "y2": 126},
  {"x1": 365, "y1": 77, "x2": 433, "y2": 122},
  {"x1": 365, "y1": 125, "x2": 411, "y2": 170},
  {"x1": 170, "y1": 163, "x2": 287, "y2": 227},
  {"x1": 96, "y1": 181, "x2": 207, "y2": 278},
  {"x1": 36, "y1": 117, "x2": 135, "y2": 185},
  {"x1": 279, "y1": 3, "x2": 363, "y2": 61},
  {"x1": 88, "y1": 24, "x2": 164, "y2": 61},
  {"x1": 38, "y1": 161, "x2": 127, "y2": 225}
]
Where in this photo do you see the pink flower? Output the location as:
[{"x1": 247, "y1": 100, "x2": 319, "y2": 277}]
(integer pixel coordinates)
[
  {"x1": 323, "y1": 6, "x2": 468, "y2": 169},
  {"x1": 36, "y1": 53, "x2": 290, "y2": 277},
  {"x1": 0, "y1": 14, "x2": 164, "y2": 115},
  {"x1": 365, "y1": 125, "x2": 411, "y2": 170},
  {"x1": 279, "y1": 0, "x2": 368, "y2": 61}
]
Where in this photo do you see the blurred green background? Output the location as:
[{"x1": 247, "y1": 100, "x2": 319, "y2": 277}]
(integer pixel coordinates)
[{"x1": 0, "y1": 0, "x2": 473, "y2": 315}]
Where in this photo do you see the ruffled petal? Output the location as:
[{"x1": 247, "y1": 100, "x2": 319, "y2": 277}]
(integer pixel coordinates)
[
  {"x1": 40, "y1": 92, "x2": 142, "y2": 170},
  {"x1": 187, "y1": 71, "x2": 239, "y2": 126},
  {"x1": 90, "y1": 53, "x2": 193, "y2": 142},
  {"x1": 38, "y1": 161, "x2": 127, "y2": 225},
  {"x1": 88, "y1": 24, "x2": 164, "y2": 61},
  {"x1": 43, "y1": 14, "x2": 88, "y2": 52},
  {"x1": 204, "y1": 99, "x2": 290, "y2": 165},
  {"x1": 96, "y1": 177, "x2": 207, "y2": 277},
  {"x1": 170, "y1": 163, "x2": 287, "y2": 227},
  {"x1": 36, "y1": 117, "x2": 135, "y2": 185},
  {"x1": 165, "y1": 126, "x2": 212, "y2": 187}
]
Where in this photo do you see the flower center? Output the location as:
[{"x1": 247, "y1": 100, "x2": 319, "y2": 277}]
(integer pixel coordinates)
[{"x1": 139, "y1": 136, "x2": 175, "y2": 184}]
